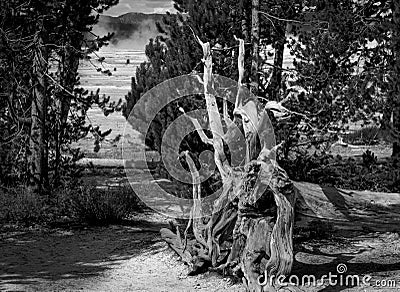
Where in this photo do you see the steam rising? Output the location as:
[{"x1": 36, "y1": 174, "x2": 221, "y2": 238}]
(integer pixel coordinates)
[{"x1": 92, "y1": 14, "x2": 163, "y2": 51}]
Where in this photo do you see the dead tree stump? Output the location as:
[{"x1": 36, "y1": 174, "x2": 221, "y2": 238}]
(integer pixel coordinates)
[{"x1": 160, "y1": 36, "x2": 297, "y2": 292}]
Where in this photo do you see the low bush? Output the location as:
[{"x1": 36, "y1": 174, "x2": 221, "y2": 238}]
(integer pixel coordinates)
[
  {"x1": 0, "y1": 187, "x2": 41, "y2": 224},
  {"x1": 67, "y1": 186, "x2": 139, "y2": 225},
  {"x1": 0, "y1": 183, "x2": 140, "y2": 227},
  {"x1": 0, "y1": 186, "x2": 65, "y2": 225}
]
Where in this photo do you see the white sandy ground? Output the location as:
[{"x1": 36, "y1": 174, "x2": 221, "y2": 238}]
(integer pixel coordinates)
[
  {"x1": 1, "y1": 209, "x2": 400, "y2": 292},
  {"x1": 0, "y1": 214, "x2": 244, "y2": 292}
]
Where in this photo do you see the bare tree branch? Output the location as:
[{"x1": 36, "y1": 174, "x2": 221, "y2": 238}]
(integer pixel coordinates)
[
  {"x1": 182, "y1": 151, "x2": 208, "y2": 247},
  {"x1": 178, "y1": 107, "x2": 213, "y2": 145},
  {"x1": 192, "y1": 34, "x2": 232, "y2": 181}
]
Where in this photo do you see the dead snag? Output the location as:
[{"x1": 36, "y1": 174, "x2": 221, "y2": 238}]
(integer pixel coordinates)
[{"x1": 161, "y1": 35, "x2": 296, "y2": 292}]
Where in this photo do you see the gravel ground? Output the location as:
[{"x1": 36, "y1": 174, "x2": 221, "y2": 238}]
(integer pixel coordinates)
[{"x1": 1, "y1": 213, "x2": 400, "y2": 292}]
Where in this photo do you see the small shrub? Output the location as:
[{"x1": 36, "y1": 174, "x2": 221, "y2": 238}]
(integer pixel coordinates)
[
  {"x1": 68, "y1": 186, "x2": 138, "y2": 225},
  {"x1": 0, "y1": 186, "x2": 46, "y2": 225},
  {"x1": 0, "y1": 183, "x2": 140, "y2": 227}
]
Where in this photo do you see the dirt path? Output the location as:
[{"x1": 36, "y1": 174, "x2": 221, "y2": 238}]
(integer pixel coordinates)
[
  {"x1": 1, "y1": 214, "x2": 400, "y2": 291},
  {"x1": 0, "y1": 213, "x2": 243, "y2": 292}
]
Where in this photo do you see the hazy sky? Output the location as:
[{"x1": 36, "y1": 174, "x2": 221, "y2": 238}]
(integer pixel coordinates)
[{"x1": 105, "y1": 0, "x2": 176, "y2": 16}]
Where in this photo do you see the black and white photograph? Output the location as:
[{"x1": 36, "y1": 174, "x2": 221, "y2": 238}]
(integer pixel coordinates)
[{"x1": 1, "y1": 0, "x2": 400, "y2": 291}]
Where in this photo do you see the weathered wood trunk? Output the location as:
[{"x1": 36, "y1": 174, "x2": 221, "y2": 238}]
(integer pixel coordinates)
[
  {"x1": 160, "y1": 32, "x2": 400, "y2": 292},
  {"x1": 162, "y1": 179, "x2": 400, "y2": 288},
  {"x1": 160, "y1": 13, "x2": 400, "y2": 290},
  {"x1": 294, "y1": 182, "x2": 400, "y2": 234},
  {"x1": 161, "y1": 36, "x2": 297, "y2": 292},
  {"x1": 29, "y1": 35, "x2": 48, "y2": 191},
  {"x1": 161, "y1": 162, "x2": 296, "y2": 291}
]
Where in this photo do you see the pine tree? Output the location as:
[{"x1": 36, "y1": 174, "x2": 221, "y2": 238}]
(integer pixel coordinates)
[
  {"x1": 0, "y1": 0, "x2": 119, "y2": 189},
  {"x1": 270, "y1": 0, "x2": 399, "y2": 164},
  {"x1": 390, "y1": 0, "x2": 400, "y2": 156},
  {"x1": 123, "y1": 0, "x2": 249, "y2": 180}
]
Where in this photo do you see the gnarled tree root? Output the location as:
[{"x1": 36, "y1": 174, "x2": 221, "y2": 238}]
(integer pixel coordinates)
[{"x1": 161, "y1": 160, "x2": 296, "y2": 292}]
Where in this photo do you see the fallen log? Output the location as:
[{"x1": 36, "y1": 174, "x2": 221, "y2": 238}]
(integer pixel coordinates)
[{"x1": 294, "y1": 182, "x2": 400, "y2": 234}]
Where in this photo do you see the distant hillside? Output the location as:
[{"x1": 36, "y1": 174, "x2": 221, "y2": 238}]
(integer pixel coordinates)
[
  {"x1": 93, "y1": 13, "x2": 165, "y2": 50},
  {"x1": 99, "y1": 13, "x2": 164, "y2": 25}
]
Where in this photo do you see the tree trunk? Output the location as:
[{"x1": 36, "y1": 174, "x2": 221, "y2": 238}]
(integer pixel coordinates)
[
  {"x1": 161, "y1": 163, "x2": 296, "y2": 291},
  {"x1": 29, "y1": 36, "x2": 48, "y2": 192},
  {"x1": 393, "y1": 109, "x2": 400, "y2": 157},
  {"x1": 54, "y1": 43, "x2": 80, "y2": 184},
  {"x1": 391, "y1": 0, "x2": 400, "y2": 157},
  {"x1": 250, "y1": 0, "x2": 260, "y2": 95},
  {"x1": 162, "y1": 36, "x2": 296, "y2": 292},
  {"x1": 294, "y1": 182, "x2": 400, "y2": 234},
  {"x1": 241, "y1": 3, "x2": 249, "y2": 41},
  {"x1": 240, "y1": 0, "x2": 251, "y2": 85},
  {"x1": 267, "y1": 24, "x2": 286, "y2": 101}
]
